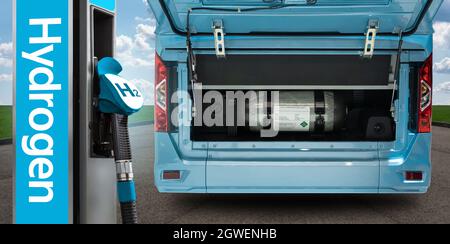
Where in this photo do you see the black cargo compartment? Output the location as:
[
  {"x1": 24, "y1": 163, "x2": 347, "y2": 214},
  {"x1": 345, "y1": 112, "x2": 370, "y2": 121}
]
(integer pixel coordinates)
[{"x1": 191, "y1": 55, "x2": 396, "y2": 142}]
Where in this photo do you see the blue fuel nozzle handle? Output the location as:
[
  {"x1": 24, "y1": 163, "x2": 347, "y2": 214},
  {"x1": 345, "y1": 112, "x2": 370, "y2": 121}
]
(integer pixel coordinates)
[
  {"x1": 97, "y1": 57, "x2": 144, "y2": 116},
  {"x1": 97, "y1": 57, "x2": 142, "y2": 224}
]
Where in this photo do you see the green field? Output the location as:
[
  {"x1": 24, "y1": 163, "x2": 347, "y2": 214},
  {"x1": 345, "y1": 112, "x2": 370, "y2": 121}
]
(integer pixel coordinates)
[
  {"x1": 129, "y1": 106, "x2": 154, "y2": 124},
  {"x1": 0, "y1": 106, "x2": 12, "y2": 140},
  {"x1": 0, "y1": 105, "x2": 153, "y2": 140},
  {"x1": 433, "y1": 105, "x2": 450, "y2": 124}
]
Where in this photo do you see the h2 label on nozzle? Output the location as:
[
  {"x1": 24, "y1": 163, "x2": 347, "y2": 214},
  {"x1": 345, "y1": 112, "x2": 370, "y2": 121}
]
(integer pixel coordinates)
[
  {"x1": 97, "y1": 57, "x2": 144, "y2": 116},
  {"x1": 115, "y1": 82, "x2": 141, "y2": 99}
]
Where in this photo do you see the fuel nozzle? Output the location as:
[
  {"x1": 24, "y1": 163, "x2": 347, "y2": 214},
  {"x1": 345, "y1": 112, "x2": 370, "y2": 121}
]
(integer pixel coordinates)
[{"x1": 97, "y1": 57, "x2": 144, "y2": 224}]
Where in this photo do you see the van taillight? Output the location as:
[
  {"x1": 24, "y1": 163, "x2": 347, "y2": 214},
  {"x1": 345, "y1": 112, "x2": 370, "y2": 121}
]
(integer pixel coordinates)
[
  {"x1": 405, "y1": 171, "x2": 423, "y2": 181},
  {"x1": 155, "y1": 53, "x2": 168, "y2": 132},
  {"x1": 418, "y1": 55, "x2": 433, "y2": 133}
]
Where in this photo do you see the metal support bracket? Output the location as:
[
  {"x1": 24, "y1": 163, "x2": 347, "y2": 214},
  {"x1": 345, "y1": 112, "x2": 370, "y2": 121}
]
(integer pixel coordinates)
[
  {"x1": 191, "y1": 82, "x2": 202, "y2": 118},
  {"x1": 213, "y1": 20, "x2": 226, "y2": 58},
  {"x1": 363, "y1": 20, "x2": 379, "y2": 59}
]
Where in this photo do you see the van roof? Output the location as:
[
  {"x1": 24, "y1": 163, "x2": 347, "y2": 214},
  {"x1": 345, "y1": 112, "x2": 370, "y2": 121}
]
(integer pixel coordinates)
[{"x1": 155, "y1": 0, "x2": 442, "y2": 35}]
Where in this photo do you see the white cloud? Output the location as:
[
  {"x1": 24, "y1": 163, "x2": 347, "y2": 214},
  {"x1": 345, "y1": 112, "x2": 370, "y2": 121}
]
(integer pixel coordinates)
[
  {"x1": 0, "y1": 42, "x2": 13, "y2": 68},
  {"x1": 0, "y1": 57, "x2": 11, "y2": 68},
  {"x1": 116, "y1": 50, "x2": 153, "y2": 68},
  {"x1": 134, "y1": 16, "x2": 155, "y2": 24},
  {"x1": 0, "y1": 42, "x2": 13, "y2": 104},
  {"x1": 116, "y1": 34, "x2": 153, "y2": 67},
  {"x1": 433, "y1": 22, "x2": 450, "y2": 49},
  {"x1": 0, "y1": 42, "x2": 12, "y2": 54},
  {"x1": 115, "y1": 16, "x2": 156, "y2": 68},
  {"x1": 131, "y1": 78, "x2": 153, "y2": 105},
  {"x1": 116, "y1": 35, "x2": 133, "y2": 53},
  {"x1": 0, "y1": 73, "x2": 12, "y2": 82},
  {"x1": 135, "y1": 23, "x2": 156, "y2": 51},
  {"x1": 434, "y1": 57, "x2": 450, "y2": 73},
  {"x1": 434, "y1": 82, "x2": 450, "y2": 93}
]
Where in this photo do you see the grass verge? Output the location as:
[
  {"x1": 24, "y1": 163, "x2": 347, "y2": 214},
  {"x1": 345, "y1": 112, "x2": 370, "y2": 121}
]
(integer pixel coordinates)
[
  {"x1": 433, "y1": 105, "x2": 450, "y2": 124},
  {"x1": 129, "y1": 105, "x2": 154, "y2": 124},
  {"x1": 0, "y1": 106, "x2": 12, "y2": 140}
]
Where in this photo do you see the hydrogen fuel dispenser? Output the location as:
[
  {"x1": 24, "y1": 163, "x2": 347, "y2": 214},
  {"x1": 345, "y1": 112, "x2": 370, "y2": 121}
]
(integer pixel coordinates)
[
  {"x1": 14, "y1": 0, "x2": 141, "y2": 224},
  {"x1": 77, "y1": 0, "x2": 119, "y2": 225}
]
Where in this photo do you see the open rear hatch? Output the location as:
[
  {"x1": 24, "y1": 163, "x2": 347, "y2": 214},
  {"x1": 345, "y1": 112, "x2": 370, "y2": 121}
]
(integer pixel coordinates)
[
  {"x1": 152, "y1": 0, "x2": 442, "y2": 142},
  {"x1": 158, "y1": 0, "x2": 439, "y2": 35},
  {"x1": 151, "y1": 0, "x2": 441, "y2": 193}
]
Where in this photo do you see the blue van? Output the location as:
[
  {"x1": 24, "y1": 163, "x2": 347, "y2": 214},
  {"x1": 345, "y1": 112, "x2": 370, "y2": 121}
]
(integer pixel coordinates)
[{"x1": 149, "y1": 0, "x2": 443, "y2": 194}]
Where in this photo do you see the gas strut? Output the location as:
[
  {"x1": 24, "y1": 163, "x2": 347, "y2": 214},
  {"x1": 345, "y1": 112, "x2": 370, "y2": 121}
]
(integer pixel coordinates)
[{"x1": 96, "y1": 57, "x2": 144, "y2": 224}]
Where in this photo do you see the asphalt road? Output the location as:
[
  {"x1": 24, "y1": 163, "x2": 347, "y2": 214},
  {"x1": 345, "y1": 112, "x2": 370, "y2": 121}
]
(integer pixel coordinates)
[
  {"x1": 1, "y1": 126, "x2": 450, "y2": 224},
  {"x1": 0, "y1": 142, "x2": 12, "y2": 224}
]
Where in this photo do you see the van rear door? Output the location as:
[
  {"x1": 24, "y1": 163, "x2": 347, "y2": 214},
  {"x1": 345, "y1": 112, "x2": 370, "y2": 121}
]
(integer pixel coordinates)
[{"x1": 149, "y1": 0, "x2": 443, "y2": 192}]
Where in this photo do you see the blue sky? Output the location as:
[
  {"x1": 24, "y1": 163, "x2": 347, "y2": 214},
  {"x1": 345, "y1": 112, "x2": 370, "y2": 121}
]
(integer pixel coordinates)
[
  {"x1": 114, "y1": 0, "x2": 156, "y2": 105},
  {"x1": 1, "y1": 0, "x2": 450, "y2": 105},
  {"x1": 0, "y1": 0, "x2": 13, "y2": 105}
]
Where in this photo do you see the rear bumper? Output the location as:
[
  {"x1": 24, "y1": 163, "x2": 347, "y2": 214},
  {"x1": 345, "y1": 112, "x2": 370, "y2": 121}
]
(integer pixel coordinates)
[{"x1": 154, "y1": 133, "x2": 431, "y2": 194}]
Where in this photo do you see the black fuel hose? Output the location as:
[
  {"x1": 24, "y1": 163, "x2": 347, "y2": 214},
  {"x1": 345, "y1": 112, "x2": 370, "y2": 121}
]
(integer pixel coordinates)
[{"x1": 111, "y1": 114, "x2": 138, "y2": 224}]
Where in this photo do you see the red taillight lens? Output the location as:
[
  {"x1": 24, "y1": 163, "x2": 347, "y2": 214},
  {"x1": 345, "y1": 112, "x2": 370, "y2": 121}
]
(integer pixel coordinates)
[
  {"x1": 418, "y1": 55, "x2": 432, "y2": 133},
  {"x1": 162, "y1": 170, "x2": 181, "y2": 180},
  {"x1": 155, "y1": 53, "x2": 168, "y2": 132},
  {"x1": 405, "y1": 171, "x2": 423, "y2": 181}
]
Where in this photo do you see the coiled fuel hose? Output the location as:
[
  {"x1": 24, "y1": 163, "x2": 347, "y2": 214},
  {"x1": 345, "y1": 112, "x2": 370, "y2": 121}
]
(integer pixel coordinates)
[{"x1": 111, "y1": 114, "x2": 138, "y2": 224}]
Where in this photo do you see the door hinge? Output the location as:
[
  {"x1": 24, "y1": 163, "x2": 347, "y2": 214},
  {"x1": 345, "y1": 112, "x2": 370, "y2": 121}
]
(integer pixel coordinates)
[
  {"x1": 213, "y1": 20, "x2": 226, "y2": 58},
  {"x1": 362, "y1": 20, "x2": 379, "y2": 59}
]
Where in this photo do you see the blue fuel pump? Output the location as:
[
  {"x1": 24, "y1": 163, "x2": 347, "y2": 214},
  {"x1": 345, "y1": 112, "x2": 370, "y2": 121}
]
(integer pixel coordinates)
[{"x1": 97, "y1": 57, "x2": 144, "y2": 224}]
